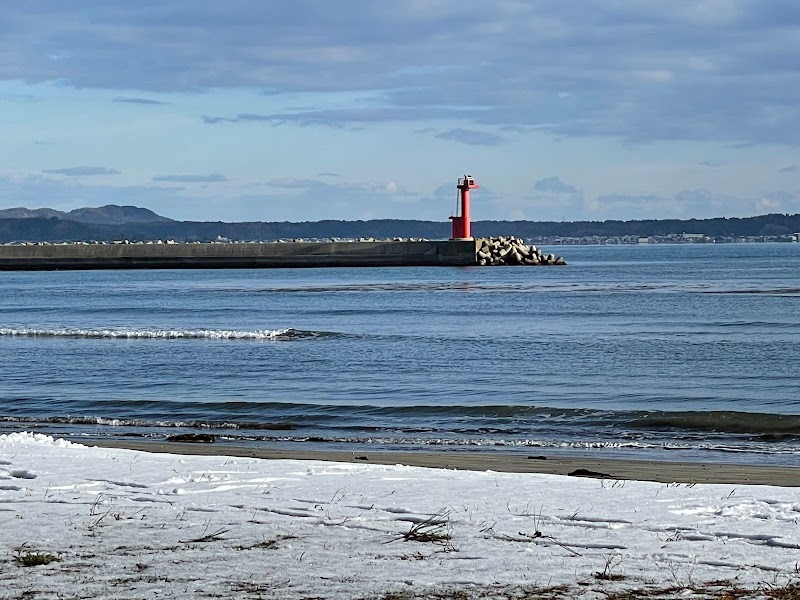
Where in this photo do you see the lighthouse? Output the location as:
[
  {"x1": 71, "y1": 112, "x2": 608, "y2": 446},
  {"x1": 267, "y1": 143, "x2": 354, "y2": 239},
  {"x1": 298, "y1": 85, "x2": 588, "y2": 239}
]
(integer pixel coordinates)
[{"x1": 450, "y1": 174, "x2": 478, "y2": 240}]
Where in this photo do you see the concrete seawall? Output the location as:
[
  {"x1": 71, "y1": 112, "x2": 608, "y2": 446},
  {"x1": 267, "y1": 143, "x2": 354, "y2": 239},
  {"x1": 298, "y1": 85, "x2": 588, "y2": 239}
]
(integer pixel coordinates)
[{"x1": 0, "y1": 240, "x2": 480, "y2": 270}]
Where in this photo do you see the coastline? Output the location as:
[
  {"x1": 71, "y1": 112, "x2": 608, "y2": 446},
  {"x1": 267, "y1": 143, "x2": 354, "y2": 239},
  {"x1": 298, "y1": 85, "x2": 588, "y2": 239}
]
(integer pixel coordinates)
[{"x1": 88, "y1": 439, "x2": 800, "y2": 487}]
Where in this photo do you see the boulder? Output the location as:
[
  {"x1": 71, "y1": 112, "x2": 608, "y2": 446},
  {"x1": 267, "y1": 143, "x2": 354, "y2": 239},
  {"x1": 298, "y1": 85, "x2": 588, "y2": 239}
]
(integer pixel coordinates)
[{"x1": 475, "y1": 236, "x2": 565, "y2": 267}]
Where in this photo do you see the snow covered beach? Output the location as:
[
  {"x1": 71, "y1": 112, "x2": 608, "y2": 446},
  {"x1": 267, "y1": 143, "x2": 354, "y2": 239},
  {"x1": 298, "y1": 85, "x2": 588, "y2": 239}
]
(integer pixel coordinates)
[{"x1": 2, "y1": 433, "x2": 800, "y2": 599}]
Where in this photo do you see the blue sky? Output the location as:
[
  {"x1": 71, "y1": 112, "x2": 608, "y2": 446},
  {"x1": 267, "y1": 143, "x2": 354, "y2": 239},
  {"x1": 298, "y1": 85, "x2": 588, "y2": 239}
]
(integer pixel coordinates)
[{"x1": 1, "y1": 0, "x2": 798, "y2": 222}]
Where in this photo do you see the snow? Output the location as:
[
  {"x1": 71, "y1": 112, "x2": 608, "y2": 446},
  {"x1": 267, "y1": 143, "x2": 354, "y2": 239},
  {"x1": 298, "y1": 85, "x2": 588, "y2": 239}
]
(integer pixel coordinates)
[{"x1": 2, "y1": 432, "x2": 799, "y2": 599}]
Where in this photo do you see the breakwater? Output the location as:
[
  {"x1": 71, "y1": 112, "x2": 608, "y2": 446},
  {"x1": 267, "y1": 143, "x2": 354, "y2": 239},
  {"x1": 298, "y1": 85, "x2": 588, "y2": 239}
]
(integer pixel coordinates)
[
  {"x1": 477, "y1": 236, "x2": 566, "y2": 265},
  {"x1": 0, "y1": 238, "x2": 565, "y2": 270}
]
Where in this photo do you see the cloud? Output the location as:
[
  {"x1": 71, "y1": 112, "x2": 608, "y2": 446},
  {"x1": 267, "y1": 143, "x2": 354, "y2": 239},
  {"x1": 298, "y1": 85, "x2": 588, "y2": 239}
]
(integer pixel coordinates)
[
  {"x1": 1, "y1": 2, "x2": 795, "y2": 144},
  {"x1": 265, "y1": 176, "x2": 416, "y2": 198},
  {"x1": 112, "y1": 97, "x2": 167, "y2": 105},
  {"x1": 420, "y1": 179, "x2": 506, "y2": 214},
  {"x1": 152, "y1": 173, "x2": 228, "y2": 183},
  {"x1": 264, "y1": 177, "x2": 322, "y2": 189},
  {"x1": 434, "y1": 129, "x2": 503, "y2": 146},
  {"x1": 778, "y1": 164, "x2": 798, "y2": 173},
  {"x1": 6, "y1": 169, "x2": 799, "y2": 223},
  {"x1": 585, "y1": 188, "x2": 800, "y2": 220},
  {"x1": 201, "y1": 113, "x2": 278, "y2": 125},
  {"x1": 589, "y1": 192, "x2": 698, "y2": 219},
  {"x1": 757, "y1": 191, "x2": 800, "y2": 214},
  {"x1": 201, "y1": 115, "x2": 236, "y2": 124},
  {"x1": 534, "y1": 177, "x2": 578, "y2": 194},
  {"x1": 0, "y1": 92, "x2": 39, "y2": 103},
  {"x1": 249, "y1": 176, "x2": 436, "y2": 220},
  {"x1": 758, "y1": 196, "x2": 781, "y2": 210},
  {"x1": 0, "y1": 171, "x2": 443, "y2": 222},
  {"x1": 42, "y1": 166, "x2": 121, "y2": 176},
  {"x1": 0, "y1": 174, "x2": 182, "y2": 216},
  {"x1": 201, "y1": 107, "x2": 477, "y2": 128}
]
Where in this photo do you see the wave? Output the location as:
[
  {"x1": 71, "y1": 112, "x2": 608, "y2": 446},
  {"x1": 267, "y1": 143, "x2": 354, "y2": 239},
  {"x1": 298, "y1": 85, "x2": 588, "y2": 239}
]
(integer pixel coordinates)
[
  {"x1": 3, "y1": 405, "x2": 800, "y2": 440},
  {"x1": 0, "y1": 327, "x2": 331, "y2": 341},
  {"x1": 702, "y1": 288, "x2": 800, "y2": 296},
  {"x1": 227, "y1": 281, "x2": 800, "y2": 296},
  {"x1": 4, "y1": 404, "x2": 799, "y2": 435},
  {"x1": 628, "y1": 410, "x2": 800, "y2": 437},
  {"x1": 0, "y1": 415, "x2": 298, "y2": 430},
  {"x1": 707, "y1": 320, "x2": 800, "y2": 330},
  {"x1": 225, "y1": 436, "x2": 798, "y2": 455},
  {"x1": 7, "y1": 426, "x2": 799, "y2": 457}
]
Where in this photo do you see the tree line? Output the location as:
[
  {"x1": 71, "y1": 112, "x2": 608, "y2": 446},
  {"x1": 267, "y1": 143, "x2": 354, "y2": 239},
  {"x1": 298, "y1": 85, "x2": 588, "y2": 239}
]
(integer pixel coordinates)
[{"x1": 1, "y1": 213, "x2": 799, "y2": 243}]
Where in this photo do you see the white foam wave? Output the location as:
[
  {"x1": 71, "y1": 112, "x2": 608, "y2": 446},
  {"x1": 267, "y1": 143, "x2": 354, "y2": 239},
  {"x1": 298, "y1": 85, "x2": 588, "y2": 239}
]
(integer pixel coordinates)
[{"x1": 0, "y1": 327, "x2": 294, "y2": 340}]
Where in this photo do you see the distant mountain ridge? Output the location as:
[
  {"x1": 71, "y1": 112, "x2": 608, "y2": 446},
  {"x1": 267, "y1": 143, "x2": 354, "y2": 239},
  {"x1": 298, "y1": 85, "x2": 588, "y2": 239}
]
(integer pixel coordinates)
[
  {"x1": 0, "y1": 205, "x2": 799, "y2": 243},
  {"x1": 0, "y1": 205, "x2": 173, "y2": 225}
]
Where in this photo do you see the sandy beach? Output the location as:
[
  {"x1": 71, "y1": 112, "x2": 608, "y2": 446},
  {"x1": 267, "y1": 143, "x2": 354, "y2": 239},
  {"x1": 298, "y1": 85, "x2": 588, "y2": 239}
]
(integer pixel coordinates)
[{"x1": 90, "y1": 439, "x2": 800, "y2": 487}]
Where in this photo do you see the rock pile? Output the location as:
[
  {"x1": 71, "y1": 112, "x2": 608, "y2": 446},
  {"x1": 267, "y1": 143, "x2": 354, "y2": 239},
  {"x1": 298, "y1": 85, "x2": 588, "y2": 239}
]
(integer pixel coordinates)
[{"x1": 476, "y1": 236, "x2": 566, "y2": 266}]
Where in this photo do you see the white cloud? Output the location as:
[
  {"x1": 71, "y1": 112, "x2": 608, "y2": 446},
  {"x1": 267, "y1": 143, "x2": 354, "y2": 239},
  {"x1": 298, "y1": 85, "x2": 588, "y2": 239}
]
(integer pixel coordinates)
[
  {"x1": 534, "y1": 176, "x2": 579, "y2": 194},
  {"x1": 758, "y1": 196, "x2": 781, "y2": 210},
  {"x1": 634, "y1": 70, "x2": 675, "y2": 83},
  {"x1": 434, "y1": 129, "x2": 504, "y2": 146},
  {"x1": 42, "y1": 166, "x2": 120, "y2": 176},
  {"x1": 152, "y1": 174, "x2": 228, "y2": 183},
  {"x1": 586, "y1": 188, "x2": 800, "y2": 221}
]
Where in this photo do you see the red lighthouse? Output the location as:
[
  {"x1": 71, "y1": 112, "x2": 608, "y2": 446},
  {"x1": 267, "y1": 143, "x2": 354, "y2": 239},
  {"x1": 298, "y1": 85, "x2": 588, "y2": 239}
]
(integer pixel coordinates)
[{"x1": 450, "y1": 174, "x2": 478, "y2": 240}]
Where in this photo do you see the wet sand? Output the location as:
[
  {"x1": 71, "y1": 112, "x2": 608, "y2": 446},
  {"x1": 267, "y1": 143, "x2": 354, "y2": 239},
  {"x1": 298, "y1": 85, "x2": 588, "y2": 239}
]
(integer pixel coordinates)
[{"x1": 88, "y1": 440, "x2": 800, "y2": 487}]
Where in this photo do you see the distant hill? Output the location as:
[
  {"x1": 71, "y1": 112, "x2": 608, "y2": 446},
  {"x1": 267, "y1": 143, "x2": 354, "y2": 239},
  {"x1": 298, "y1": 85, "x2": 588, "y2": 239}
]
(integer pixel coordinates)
[
  {"x1": 0, "y1": 206, "x2": 798, "y2": 243},
  {"x1": 0, "y1": 205, "x2": 173, "y2": 225},
  {"x1": 0, "y1": 207, "x2": 65, "y2": 220}
]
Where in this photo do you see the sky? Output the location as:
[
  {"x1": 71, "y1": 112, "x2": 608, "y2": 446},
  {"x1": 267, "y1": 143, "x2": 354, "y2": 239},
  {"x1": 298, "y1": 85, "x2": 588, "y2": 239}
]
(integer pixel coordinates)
[{"x1": 1, "y1": 0, "x2": 799, "y2": 223}]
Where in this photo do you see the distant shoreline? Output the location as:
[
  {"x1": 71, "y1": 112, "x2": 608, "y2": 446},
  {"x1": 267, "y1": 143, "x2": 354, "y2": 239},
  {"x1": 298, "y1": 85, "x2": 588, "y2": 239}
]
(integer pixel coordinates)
[
  {"x1": 2, "y1": 205, "x2": 799, "y2": 244},
  {"x1": 87, "y1": 440, "x2": 800, "y2": 487}
]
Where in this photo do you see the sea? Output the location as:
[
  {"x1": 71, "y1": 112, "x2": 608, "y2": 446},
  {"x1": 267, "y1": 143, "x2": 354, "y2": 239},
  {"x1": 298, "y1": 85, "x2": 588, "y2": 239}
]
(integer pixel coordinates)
[{"x1": 1, "y1": 243, "x2": 799, "y2": 466}]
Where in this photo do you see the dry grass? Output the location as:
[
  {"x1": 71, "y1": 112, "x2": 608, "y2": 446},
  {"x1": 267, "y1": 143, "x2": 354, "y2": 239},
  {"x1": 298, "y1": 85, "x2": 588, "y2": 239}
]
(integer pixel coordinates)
[
  {"x1": 393, "y1": 509, "x2": 454, "y2": 550},
  {"x1": 236, "y1": 534, "x2": 298, "y2": 551},
  {"x1": 372, "y1": 584, "x2": 570, "y2": 600},
  {"x1": 13, "y1": 546, "x2": 60, "y2": 567},
  {"x1": 369, "y1": 581, "x2": 800, "y2": 600},
  {"x1": 762, "y1": 583, "x2": 800, "y2": 600}
]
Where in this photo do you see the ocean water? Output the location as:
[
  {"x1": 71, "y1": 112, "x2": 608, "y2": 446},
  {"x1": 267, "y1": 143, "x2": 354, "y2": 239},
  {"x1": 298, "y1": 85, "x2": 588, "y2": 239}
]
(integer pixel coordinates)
[{"x1": 1, "y1": 243, "x2": 799, "y2": 465}]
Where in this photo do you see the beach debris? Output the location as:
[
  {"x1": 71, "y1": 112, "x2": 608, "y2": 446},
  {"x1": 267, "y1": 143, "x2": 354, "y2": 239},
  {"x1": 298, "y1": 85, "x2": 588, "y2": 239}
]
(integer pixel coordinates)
[
  {"x1": 568, "y1": 468, "x2": 612, "y2": 479},
  {"x1": 165, "y1": 433, "x2": 216, "y2": 443}
]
